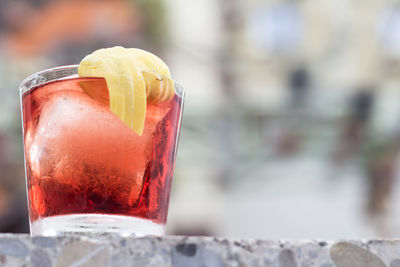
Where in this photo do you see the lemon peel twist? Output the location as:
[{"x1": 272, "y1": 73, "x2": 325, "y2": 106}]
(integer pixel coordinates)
[{"x1": 78, "y1": 46, "x2": 174, "y2": 135}]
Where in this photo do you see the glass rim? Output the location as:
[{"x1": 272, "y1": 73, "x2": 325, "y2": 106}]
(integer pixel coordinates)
[{"x1": 20, "y1": 64, "x2": 183, "y2": 96}]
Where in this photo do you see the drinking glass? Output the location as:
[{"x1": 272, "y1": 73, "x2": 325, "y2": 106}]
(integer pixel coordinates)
[{"x1": 20, "y1": 65, "x2": 184, "y2": 236}]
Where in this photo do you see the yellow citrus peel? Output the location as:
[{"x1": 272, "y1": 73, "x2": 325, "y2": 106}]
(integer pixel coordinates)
[{"x1": 78, "y1": 46, "x2": 174, "y2": 135}]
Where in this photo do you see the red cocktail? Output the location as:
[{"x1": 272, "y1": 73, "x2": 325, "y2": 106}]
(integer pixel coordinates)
[{"x1": 20, "y1": 66, "x2": 183, "y2": 235}]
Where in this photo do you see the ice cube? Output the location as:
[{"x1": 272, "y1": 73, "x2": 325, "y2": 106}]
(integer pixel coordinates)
[{"x1": 28, "y1": 90, "x2": 153, "y2": 204}]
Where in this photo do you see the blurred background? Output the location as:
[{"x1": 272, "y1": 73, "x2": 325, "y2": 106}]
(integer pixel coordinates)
[{"x1": 2, "y1": 0, "x2": 400, "y2": 238}]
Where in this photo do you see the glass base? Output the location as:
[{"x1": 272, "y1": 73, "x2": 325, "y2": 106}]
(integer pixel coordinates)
[{"x1": 30, "y1": 214, "x2": 165, "y2": 236}]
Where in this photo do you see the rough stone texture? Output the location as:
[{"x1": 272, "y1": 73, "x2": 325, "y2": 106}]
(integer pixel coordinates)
[
  {"x1": 330, "y1": 242, "x2": 386, "y2": 267},
  {"x1": 0, "y1": 234, "x2": 399, "y2": 266},
  {"x1": 31, "y1": 248, "x2": 52, "y2": 267},
  {"x1": 32, "y1": 236, "x2": 57, "y2": 248}
]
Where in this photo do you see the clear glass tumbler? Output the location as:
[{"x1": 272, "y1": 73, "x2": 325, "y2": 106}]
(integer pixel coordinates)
[{"x1": 20, "y1": 65, "x2": 184, "y2": 236}]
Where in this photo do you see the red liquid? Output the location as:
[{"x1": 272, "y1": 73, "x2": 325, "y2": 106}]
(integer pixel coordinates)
[{"x1": 22, "y1": 77, "x2": 182, "y2": 225}]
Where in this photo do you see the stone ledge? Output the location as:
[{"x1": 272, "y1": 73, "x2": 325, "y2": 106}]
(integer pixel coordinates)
[{"x1": 0, "y1": 234, "x2": 398, "y2": 266}]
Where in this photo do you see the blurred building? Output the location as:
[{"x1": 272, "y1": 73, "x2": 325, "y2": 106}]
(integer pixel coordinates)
[
  {"x1": 166, "y1": 0, "x2": 400, "y2": 238},
  {"x1": 1, "y1": 0, "x2": 400, "y2": 238}
]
